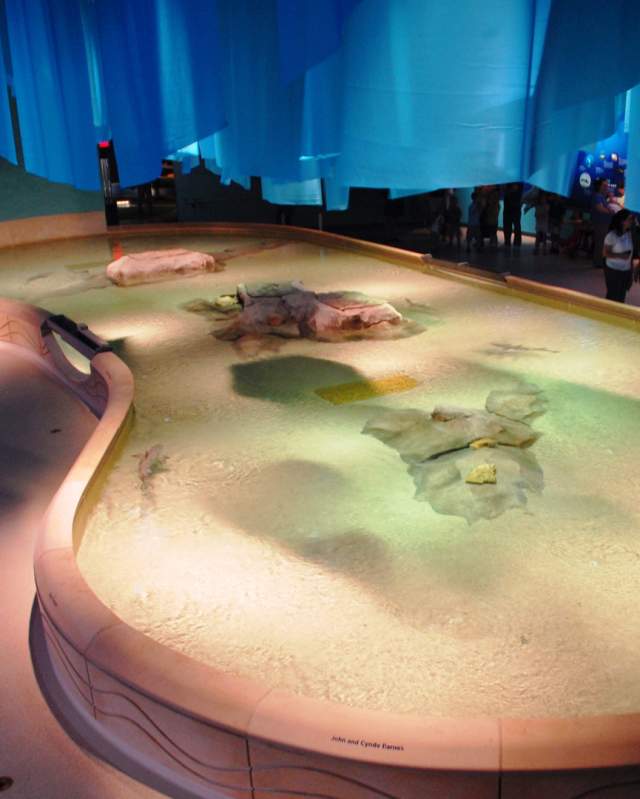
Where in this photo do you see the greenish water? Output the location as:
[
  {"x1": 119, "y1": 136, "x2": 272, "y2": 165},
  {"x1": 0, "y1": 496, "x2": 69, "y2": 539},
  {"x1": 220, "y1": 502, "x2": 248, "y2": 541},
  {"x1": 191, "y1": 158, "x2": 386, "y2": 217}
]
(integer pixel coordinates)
[{"x1": 3, "y1": 232, "x2": 640, "y2": 718}]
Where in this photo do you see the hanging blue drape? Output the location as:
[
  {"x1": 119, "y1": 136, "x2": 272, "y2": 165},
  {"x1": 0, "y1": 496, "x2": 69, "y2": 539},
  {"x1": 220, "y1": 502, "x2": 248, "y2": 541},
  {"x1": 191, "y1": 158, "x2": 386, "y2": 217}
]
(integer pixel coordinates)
[
  {"x1": 276, "y1": 0, "x2": 361, "y2": 85},
  {"x1": 626, "y1": 86, "x2": 640, "y2": 211},
  {"x1": 2, "y1": 0, "x2": 640, "y2": 208},
  {"x1": 0, "y1": 44, "x2": 14, "y2": 163},
  {"x1": 526, "y1": 0, "x2": 640, "y2": 191},
  {"x1": 0, "y1": 0, "x2": 16, "y2": 163},
  {"x1": 202, "y1": 0, "x2": 307, "y2": 184},
  {"x1": 333, "y1": 0, "x2": 535, "y2": 190},
  {"x1": 5, "y1": 0, "x2": 100, "y2": 189},
  {"x1": 93, "y1": 0, "x2": 227, "y2": 188}
]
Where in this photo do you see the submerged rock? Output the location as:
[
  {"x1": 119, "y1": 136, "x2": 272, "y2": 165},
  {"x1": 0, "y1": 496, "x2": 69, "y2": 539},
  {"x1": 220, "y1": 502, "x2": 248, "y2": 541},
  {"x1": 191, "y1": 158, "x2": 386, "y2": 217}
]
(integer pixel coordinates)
[
  {"x1": 107, "y1": 249, "x2": 221, "y2": 286},
  {"x1": 363, "y1": 385, "x2": 546, "y2": 523},
  {"x1": 363, "y1": 405, "x2": 537, "y2": 463},
  {"x1": 409, "y1": 446, "x2": 543, "y2": 523},
  {"x1": 465, "y1": 463, "x2": 497, "y2": 484},
  {"x1": 214, "y1": 294, "x2": 241, "y2": 312},
  {"x1": 485, "y1": 383, "x2": 547, "y2": 421},
  {"x1": 238, "y1": 280, "x2": 306, "y2": 300},
  {"x1": 213, "y1": 281, "x2": 418, "y2": 343},
  {"x1": 469, "y1": 437, "x2": 496, "y2": 449}
]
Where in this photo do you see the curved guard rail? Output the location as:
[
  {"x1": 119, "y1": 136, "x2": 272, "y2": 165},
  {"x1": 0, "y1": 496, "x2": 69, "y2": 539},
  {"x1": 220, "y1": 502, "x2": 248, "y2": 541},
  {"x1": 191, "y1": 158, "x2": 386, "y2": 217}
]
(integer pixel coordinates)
[
  {"x1": 41, "y1": 314, "x2": 113, "y2": 359},
  {"x1": 0, "y1": 299, "x2": 111, "y2": 417}
]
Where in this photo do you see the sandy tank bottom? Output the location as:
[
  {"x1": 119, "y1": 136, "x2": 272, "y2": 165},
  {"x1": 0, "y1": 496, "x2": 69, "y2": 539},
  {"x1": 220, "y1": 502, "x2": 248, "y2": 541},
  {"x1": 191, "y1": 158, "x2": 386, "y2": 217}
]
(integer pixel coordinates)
[{"x1": 4, "y1": 233, "x2": 640, "y2": 719}]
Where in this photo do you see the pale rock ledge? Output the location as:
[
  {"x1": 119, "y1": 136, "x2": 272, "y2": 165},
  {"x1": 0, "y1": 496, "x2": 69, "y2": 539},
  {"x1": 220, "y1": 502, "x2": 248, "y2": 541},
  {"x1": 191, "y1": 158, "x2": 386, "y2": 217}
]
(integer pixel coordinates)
[{"x1": 107, "y1": 249, "x2": 221, "y2": 286}]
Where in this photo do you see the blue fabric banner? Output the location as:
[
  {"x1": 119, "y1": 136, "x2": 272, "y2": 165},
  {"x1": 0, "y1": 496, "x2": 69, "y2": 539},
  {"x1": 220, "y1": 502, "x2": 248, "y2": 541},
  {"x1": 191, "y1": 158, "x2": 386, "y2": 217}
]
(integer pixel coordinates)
[
  {"x1": 0, "y1": 27, "x2": 14, "y2": 163},
  {"x1": 94, "y1": 0, "x2": 227, "y2": 187},
  {"x1": 276, "y1": 0, "x2": 361, "y2": 84},
  {"x1": 5, "y1": 0, "x2": 99, "y2": 188},
  {"x1": 2, "y1": 0, "x2": 640, "y2": 208},
  {"x1": 625, "y1": 85, "x2": 640, "y2": 211}
]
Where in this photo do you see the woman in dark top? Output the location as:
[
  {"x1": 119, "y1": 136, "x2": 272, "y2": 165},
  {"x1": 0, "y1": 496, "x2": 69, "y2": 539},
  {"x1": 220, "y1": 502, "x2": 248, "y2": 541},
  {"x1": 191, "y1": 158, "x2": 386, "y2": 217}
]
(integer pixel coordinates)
[{"x1": 591, "y1": 179, "x2": 614, "y2": 268}]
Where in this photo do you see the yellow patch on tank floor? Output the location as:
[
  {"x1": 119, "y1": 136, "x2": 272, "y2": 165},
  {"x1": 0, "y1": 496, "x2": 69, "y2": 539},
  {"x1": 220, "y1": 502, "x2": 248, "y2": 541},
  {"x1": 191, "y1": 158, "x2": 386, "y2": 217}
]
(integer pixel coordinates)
[{"x1": 315, "y1": 373, "x2": 419, "y2": 404}]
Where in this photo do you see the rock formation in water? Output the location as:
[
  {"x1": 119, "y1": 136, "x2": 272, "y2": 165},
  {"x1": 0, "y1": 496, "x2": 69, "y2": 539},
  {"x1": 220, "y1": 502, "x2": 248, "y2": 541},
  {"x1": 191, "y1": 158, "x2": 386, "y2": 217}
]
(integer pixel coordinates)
[
  {"x1": 211, "y1": 281, "x2": 420, "y2": 342},
  {"x1": 465, "y1": 463, "x2": 497, "y2": 484},
  {"x1": 363, "y1": 384, "x2": 546, "y2": 523},
  {"x1": 484, "y1": 383, "x2": 547, "y2": 421},
  {"x1": 107, "y1": 249, "x2": 222, "y2": 286}
]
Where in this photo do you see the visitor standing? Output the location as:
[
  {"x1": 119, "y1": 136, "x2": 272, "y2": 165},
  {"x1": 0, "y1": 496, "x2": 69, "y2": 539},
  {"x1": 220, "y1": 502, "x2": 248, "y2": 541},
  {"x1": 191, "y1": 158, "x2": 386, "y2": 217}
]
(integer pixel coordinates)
[
  {"x1": 603, "y1": 209, "x2": 637, "y2": 303},
  {"x1": 548, "y1": 194, "x2": 567, "y2": 254},
  {"x1": 444, "y1": 194, "x2": 462, "y2": 247},
  {"x1": 502, "y1": 183, "x2": 523, "y2": 248},
  {"x1": 608, "y1": 182, "x2": 625, "y2": 213},
  {"x1": 591, "y1": 179, "x2": 614, "y2": 268},
  {"x1": 481, "y1": 186, "x2": 500, "y2": 247},
  {"x1": 523, "y1": 187, "x2": 550, "y2": 254},
  {"x1": 466, "y1": 192, "x2": 484, "y2": 252}
]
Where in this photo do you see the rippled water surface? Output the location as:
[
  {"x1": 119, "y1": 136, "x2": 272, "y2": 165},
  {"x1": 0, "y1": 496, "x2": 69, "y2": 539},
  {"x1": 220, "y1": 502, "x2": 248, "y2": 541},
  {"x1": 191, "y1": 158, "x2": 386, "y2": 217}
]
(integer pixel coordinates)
[{"x1": 4, "y1": 232, "x2": 640, "y2": 718}]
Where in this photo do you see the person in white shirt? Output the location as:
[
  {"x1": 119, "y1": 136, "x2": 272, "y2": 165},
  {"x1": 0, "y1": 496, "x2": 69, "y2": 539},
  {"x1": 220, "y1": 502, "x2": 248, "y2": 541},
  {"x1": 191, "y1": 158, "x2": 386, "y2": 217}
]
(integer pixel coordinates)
[{"x1": 603, "y1": 209, "x2": 637, "y2": 303}]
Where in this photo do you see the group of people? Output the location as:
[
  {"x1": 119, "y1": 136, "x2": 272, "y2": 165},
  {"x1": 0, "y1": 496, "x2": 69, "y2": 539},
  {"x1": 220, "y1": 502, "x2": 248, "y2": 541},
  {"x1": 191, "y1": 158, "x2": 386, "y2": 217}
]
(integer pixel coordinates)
[
  {"x1": 422, "y1": 191, "x2": 464, "y2": 247},
  {"x1": 420, "y1": 181, "x2": 638, "y2": 304},
  {"x1": 509, "y1": 178, "x2": 638, "y2": 304},
  {"x1": 521, "y1": 187, "x2": 568, "y2": 255},
  {"x1": 580, "y1": 177, "x2": 636, "y2": 303},
  {"x1": 466, "y1": 183, "x2": 567, "y2": 254},
  {"x1": 426, "y1": 184, "x2": 529, "y2": 251},
  {"x1": 466, "y1": 186, "x2": 501, "y2": 251}
]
